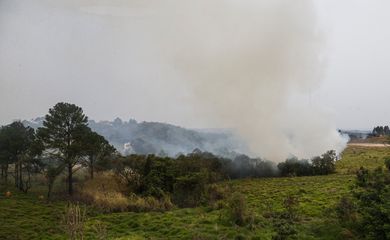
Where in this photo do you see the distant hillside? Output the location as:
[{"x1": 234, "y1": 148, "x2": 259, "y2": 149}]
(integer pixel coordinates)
[{"x1": 22, "y1": 117, "x2": 248, "y2": 157}]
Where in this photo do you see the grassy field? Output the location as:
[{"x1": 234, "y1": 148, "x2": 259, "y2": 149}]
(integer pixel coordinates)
[{"x1": 1, "y1": 146, "x2": 389, "y2": 240}]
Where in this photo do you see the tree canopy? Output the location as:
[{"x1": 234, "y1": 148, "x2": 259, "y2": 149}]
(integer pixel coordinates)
[{"x1": 37, "y1": 102, "x2": 90, "y2": 195}]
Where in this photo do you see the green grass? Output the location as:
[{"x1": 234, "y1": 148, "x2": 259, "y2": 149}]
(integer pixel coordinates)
[
  {"x1": 0, "y1": 191, "x2": 65, "y2": 240},
  {"x1": 337, "y1": 146, "x2": 390, "y2": 174},
  {"x1": 1, "y1": 146, "x2": 388, "y2": 239}
]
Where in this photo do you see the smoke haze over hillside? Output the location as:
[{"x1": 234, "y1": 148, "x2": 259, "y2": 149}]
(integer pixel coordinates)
[
  {"x1": 0, "y1": 0, "x2": 353, "y2": 160},
  {"x1": 149, "y1": 0, "x2": 348, "y2": 160}
]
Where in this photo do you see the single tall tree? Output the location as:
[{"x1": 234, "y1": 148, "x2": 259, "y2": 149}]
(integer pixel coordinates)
[{"x1": 37, "y1": 102, "x2": 89, "y2": 195}]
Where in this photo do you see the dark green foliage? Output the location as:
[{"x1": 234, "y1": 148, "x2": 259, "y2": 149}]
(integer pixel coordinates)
[
  {"x1": 0, "y1": 121, "x2": 41, "y2": 192},
  {"x1": 337, "y1": 167, "x2": 390, "y2": 239},
  {"x1": 113, "y1": 154, "x2": 175, "y2": 197},
  {"x1": 37, "y1": 102, "x2": 89, "y2": 195},
  {"x1": 173, "y1": 172, "x2": 208, "y2": 207},
  {"x1": 43, "y1": 160, "x2": 66, "y2": 199},
  {"x1": 271, "y1": 195, "x2": 300, "y2": 240},
  {"x1": 312, "y1": 150, "x2": 337, "y2": 175},
  {"x1": 351, "y1": 167, "x2": 390, "y2": 240},
  {"x1": 277, "y1": 158, "x2": 312, "y2": 177},
  {"x1": 384, "y1": 157, "x2": 390, "y2": 171},
  {"x1": 336, "y1": 196, "x2": 357, "y2": 223},
  {"x1": 228, "y1": 154, "x2": 277, "y2": 178},
  {"x1": 80, "y1": 128, "x2": 116, "y2": 179},
  {"x1": 272, "y1": 219, "x2": 297, "y2": 240},
  {"x1": 111, "y1": 149, "x2": 339, "y2": 208},
  {"x1": 278, "y1": 150, "x2": 336, "y2": 177},
  {"x1": 373, "y1": 126, "x2": 390, "y2": 136},
  {"x1": 113, "y1": 151, "x2": 226, "y2": 207}
]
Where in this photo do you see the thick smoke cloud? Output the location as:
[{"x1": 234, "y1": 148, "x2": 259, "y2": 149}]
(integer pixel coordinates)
[
  {"x1": 131, "y1": 0, "x2": 348, "y2": 160},
  {"x1": 0, "y1": 0, "x2": 348, "y2": 161}
]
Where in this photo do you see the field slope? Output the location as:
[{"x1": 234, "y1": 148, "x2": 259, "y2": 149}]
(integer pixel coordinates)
[{"x1": 1, "y1": 146, "x2": 389, "y2": 240}]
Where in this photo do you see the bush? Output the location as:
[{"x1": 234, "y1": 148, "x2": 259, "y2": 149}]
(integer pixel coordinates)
[
  {"x1": 227, "y1": 192, "x2": 248, "y2": 226},
  {"x1": 78, "y1": 172, "x2": 129, "y2": 212},
  {"x1": 282, "y1": 195, "x2": 299, "y2": 221},
  {"x1": 173, "y1": 172, "x2": 208, "y2": 207},
  {"x1": 351, "y1": 167, "x2": 390, "y2": 240},
  {"x1": 384, "y1": 158, "x2": 390, "y2": 171},
  {"x1": 272, "y1": 219, "x2": 297, "y2": 240},
  {"x1": 312, "y1": 150, "x2": 336, "y2": 175},
  {"x1": 205, "y1": 184, "x2": 232, "y2": 204},
  {"x1": 336, "y1": 196, "x2": 357, "y2": 223},
  {"x1": 270, "y1": 195, "x2": 300, "y2": 240}
]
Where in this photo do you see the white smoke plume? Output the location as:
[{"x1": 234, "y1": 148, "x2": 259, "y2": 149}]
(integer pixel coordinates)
[
  {"x1": 125, "y1": 0, "x2": 348, "y2": 160},
  {"x1": 1, "y1": 0, "x2": 348, "y2": 161}
]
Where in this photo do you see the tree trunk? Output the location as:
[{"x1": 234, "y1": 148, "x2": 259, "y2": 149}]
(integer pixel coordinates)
[
  {"x1": 90, "y1": 157, "x2": 94, "y2": 179},
  {"x1": 15, "y1": 163, "x2": 19, "y2": 188},
  {"x1": 4, "y1": 164, "x2": 8, "y2": 184},
  {"x1": 47, "y1": 181, "x2": 53, "y2": 200},
  {"x1": 0, "y1": 165, "x2": 4, "y2": 182},
  {"x1": 68, "y1": 163, "x2": 73, "y2": 196},
  {"x1": 19, "y1": 162, "x2": 23, "y2": 191}
]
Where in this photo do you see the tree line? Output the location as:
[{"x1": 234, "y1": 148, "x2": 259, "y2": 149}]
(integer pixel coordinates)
[
  {"x1": 372, "y1": 125, "x2": 390, "y2": 136},
  {"x1": 0, "y1": 102, "x2": 337, "y2": 204},
  {"x1": 0, "y1": 103, "x2": 116, "y2": 196}
]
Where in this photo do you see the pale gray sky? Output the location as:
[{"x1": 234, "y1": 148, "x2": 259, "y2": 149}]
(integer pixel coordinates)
[{"x1": 1, "y1": 0, "x2": 390, "y2": 130}]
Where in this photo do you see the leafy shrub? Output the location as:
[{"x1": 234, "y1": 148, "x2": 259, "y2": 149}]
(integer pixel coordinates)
[{"x1": 173, "y1": 172, "x2": 208, "y2": 207}]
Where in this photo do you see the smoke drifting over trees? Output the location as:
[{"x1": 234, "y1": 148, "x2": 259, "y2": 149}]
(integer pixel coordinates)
[
  {"x1": 123, "y1": 0, "x2": 348, "y2": 160},
  {"x1": 0, "y1": 0, "x2": 348, "y2": 161}
]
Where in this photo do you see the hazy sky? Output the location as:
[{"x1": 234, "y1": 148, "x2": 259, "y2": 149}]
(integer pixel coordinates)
[{"x1": 1, "y1": 0, "x2": 390, "y2": 130}]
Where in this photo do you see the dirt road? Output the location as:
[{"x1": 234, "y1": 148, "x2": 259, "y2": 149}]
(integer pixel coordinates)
[{"x1": 348, "y1": 143, "x2": 390, "y2": 147}]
